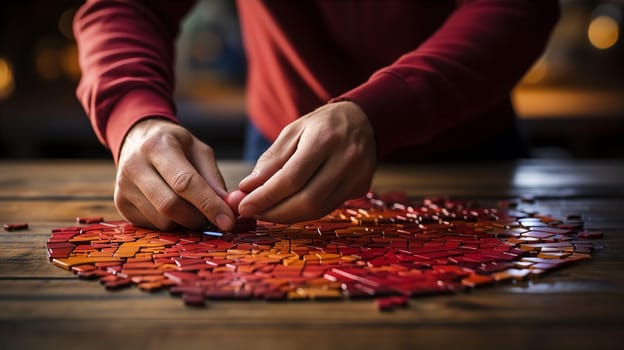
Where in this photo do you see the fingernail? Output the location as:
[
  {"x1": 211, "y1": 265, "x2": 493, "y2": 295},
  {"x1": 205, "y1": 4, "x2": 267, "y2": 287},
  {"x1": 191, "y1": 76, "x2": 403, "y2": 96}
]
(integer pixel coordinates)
[
  {"x1": 239, "y1": 204, "x2": 259, "y2": 218},
  {"x1": 215, "y1": 213, "x2": 233, "y2": 230}
]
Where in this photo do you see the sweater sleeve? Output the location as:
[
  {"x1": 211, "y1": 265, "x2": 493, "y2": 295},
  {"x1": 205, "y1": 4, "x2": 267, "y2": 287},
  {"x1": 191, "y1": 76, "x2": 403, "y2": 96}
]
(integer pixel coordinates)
[
  {"x1": 337, "y1": 0, "x2": 560, "y2": 159},
  {"x1": 74, "y1": 0, "x2": 196, "y2": 163}
]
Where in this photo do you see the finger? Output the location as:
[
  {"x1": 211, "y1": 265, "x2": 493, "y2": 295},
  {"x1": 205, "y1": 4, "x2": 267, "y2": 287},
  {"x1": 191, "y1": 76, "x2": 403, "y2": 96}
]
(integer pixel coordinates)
[
  {"x1": 225, "y1": 189, "x2": 247, "y2": 216},
  {"x1": 115, "y1": 187, "x2": 178, "y2": 230},
  {"x1": 118, "y1": 169, "x2": 208, "y2": 229},
  {"x1": 259, "y1": 157, "x2": 370, "y2": 223},
  {"x1": 119, "y1": 202, "x2": 161, "y2": 230},
  {"x1": 257, "y1": 151, "x2": 374, "y2": 223},
  {"x1": 238, "y1": 130, "x2": 330, "y2": 218},
  {"x1": 238, "y1": 124, "x2": 300, "y2": 193},
  {"x1": 190, "y1": 142, "x2": 228, "y2": 198},
  {"x1": 132, "y1": 167, "x2": 209, "y2": 229},
  {"x1": 117, "y1": 155, "x2": 210, "y2": 229},
  {"x1": 148, "y1": 146, "x2": 235, "y2": 231}
]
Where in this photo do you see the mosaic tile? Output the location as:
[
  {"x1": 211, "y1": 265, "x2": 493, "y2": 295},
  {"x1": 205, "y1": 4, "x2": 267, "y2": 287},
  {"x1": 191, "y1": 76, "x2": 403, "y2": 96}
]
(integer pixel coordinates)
[{"x1": 46, "y1": 193, "x2": 600, "y2": 308}]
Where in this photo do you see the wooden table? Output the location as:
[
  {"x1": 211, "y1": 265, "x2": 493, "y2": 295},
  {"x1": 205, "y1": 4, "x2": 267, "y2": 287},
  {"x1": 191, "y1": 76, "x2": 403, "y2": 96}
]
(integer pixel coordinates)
[{"x1": 1, "y1": 159, "x2": 623, "y2": 349}]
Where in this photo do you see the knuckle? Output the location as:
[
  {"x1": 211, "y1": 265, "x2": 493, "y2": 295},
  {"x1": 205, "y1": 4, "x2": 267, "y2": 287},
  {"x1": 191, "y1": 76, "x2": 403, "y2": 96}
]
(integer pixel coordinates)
[
  {"x1": 342, "y1": 145, "x2": 359, "y2": 162},
  {"x1": 117, "y1": 158, "x2": 140, "y2": 180},
  {"x1": 141, "y1": 133, "x2": 181, "y2": 154},
  {"x1": 170, "y1": 171, "x2": 196, "y2": 193},
  {"x1": 155, "y1": 194, "x2": 181, "y2": 216},
  {"x1": 138, "y1": 135, "x2": 161, "y2": 154},
  {"x1": 113, "y1": 185, "x2": 134, "y2": 212},
  {"x1": 199, "y1": 143, "x2": 215, "y2": 157},
  {"x1": 257, "y1": 147, "x2": 276, "y2": 164},
  {"x1": 198, "y1": 196, "x2": 221, "y2": 215},
  {"x1": 281, "y1": 122, "x2": 298, "y2": 136}
]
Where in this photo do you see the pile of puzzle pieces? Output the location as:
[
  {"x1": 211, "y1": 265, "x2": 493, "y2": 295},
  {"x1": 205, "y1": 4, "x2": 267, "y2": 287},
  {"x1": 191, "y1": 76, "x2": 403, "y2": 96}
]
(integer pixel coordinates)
[{"x1": 46, "y1": 193, "x2": 601, "y2": 309}]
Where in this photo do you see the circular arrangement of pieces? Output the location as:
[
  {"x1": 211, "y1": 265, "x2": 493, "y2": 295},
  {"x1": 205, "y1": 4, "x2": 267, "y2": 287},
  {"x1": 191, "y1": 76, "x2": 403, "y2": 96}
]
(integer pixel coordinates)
[{"x1": 46, "y1": 193, "x2": 601, "y2": 310}]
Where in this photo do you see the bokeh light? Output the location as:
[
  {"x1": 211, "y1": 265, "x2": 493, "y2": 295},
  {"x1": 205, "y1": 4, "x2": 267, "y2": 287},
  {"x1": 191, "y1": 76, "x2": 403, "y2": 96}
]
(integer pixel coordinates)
[
  {"x1": 0, "y1": 57, "x2": 16, "y2": 99},
  {"x1": 62, "y1": 43, "x2": 81, "y2": 81},
  {"x1": 588, "y1": 15, "x2": 619, "y2": 49}
]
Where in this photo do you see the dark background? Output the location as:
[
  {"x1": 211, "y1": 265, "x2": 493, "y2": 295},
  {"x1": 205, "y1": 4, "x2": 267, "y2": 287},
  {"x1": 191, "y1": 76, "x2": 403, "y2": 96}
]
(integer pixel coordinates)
[{"x1": 1, "y1": 0, "x2": 623, "y2": 160}]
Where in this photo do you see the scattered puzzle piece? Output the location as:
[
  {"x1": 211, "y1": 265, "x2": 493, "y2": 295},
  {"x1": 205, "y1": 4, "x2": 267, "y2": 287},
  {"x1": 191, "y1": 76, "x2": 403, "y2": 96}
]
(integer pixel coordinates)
[
  {"x1": 577, "y1": 231, "x2": 603, "y2": 239},
  {"x1": 376, "y1": 296, "x2": 409, "y2": 311},
  {"x1": 46, "y1": 193, "x2": 601, "y2": 310},
  {"x1": 76, "y1": 216, "x2": 104, "y2": 224},
  {"x1": 4, "y1": 223, "x2": 29, "y2": 231}
]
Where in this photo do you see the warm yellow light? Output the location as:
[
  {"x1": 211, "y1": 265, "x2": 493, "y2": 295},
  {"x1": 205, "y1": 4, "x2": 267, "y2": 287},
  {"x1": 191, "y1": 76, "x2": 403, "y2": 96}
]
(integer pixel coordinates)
[
  {"x1": 62, "y1": 44, "x2": 81, "y2": 81},
  {"x1": 588, "y1": 15, "x2": 619, "y2": 49},
  {"x1": 0, "y1": 57, "x2": 15, "y2": 99},
  {"x1": 521, "y1": 58, "x2": 548, "y2": 85}
]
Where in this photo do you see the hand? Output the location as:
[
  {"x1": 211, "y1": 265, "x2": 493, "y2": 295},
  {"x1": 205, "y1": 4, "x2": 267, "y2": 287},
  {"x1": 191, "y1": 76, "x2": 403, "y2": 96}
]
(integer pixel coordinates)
[
  {"x1": 237, "y1": 101, "x2": 377, "y2": 223},
  {"x1": 114, "y1": 118, "x2": 236, "y2": 231}
]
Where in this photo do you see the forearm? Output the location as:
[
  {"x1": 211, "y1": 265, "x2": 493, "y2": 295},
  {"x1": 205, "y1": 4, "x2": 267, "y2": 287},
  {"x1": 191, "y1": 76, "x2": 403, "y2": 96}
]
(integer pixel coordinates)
[
  {"x1": 339, "y1": 0, "x2": 560, "y2": 158},
  {"x1": 74, "y1": 0, "x2": 196, "y2": 162}
]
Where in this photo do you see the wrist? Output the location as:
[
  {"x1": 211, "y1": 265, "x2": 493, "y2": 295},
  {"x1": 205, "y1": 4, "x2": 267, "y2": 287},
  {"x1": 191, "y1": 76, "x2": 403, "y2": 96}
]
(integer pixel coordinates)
[
  {"x1": 120, "y1": 117, "x2": 177, "y2": 156},
  {"x1": 106, "y1": 89, "x2": 177, "y2": 164}
]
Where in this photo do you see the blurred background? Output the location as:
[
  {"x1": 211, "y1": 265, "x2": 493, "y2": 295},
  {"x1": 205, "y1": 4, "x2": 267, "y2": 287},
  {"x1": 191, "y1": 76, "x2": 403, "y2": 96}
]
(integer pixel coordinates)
[{"x1": 0, "y1": 0, "x2": 623, "y2": 160}]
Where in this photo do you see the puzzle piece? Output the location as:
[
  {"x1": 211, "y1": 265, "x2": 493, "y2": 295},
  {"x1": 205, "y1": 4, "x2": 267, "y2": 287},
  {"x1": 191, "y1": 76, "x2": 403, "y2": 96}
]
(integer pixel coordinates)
[
  {"x1": 376, "y1": 296, "x2": 409, "y2": 311},
  {"x1": 46, "y1": 193, "x2": 600, "y2": 310},
  {"x1": 4, "y1": 223, "x2": 28, "y2": 231}
]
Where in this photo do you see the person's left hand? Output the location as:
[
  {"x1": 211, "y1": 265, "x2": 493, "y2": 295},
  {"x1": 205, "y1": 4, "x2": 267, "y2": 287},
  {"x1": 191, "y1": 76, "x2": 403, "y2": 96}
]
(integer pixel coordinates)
[{"x1": 236, "y1": 101, "x2": 377, "y2": 223}]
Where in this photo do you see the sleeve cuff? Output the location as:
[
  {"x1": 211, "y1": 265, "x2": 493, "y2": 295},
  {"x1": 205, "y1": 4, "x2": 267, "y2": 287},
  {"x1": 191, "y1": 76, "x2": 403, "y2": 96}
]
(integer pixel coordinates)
[
  {"x1": 334, "y1": 72, "x2": 432, "y2": 160},
  {"x1": 105, "y1": 89, "x2": 177, "y2": 163}
]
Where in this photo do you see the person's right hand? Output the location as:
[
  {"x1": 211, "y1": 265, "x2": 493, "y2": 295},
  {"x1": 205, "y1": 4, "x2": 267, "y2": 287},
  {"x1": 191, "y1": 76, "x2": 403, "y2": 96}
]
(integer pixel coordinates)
[{"x1": 114, "y1": 118, "x2": 236, "y2": 231}]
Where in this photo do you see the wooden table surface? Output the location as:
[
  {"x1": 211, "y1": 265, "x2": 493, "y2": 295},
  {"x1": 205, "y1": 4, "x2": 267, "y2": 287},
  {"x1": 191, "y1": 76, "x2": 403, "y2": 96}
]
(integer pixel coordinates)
[{"x1": 1, "y1": 159, "x2": 623, "y2": 350}]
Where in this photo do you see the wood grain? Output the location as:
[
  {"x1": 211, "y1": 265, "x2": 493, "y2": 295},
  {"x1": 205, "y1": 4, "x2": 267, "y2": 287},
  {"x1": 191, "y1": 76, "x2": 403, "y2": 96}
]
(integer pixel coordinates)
[{"x1": 1, "y1": 159, "x2": 623, "y2": 350}]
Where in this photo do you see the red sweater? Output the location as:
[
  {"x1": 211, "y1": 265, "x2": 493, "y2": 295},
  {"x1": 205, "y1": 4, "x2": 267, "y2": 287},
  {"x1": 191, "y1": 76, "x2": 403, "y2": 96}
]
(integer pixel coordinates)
[{"x1": 74, "y1": 0, "x2": 559, "y2": 162}]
